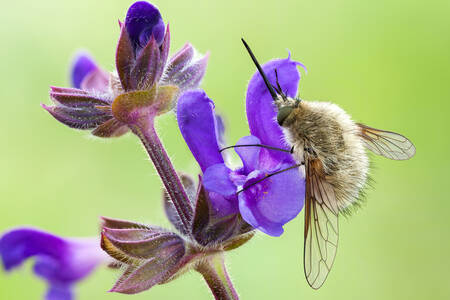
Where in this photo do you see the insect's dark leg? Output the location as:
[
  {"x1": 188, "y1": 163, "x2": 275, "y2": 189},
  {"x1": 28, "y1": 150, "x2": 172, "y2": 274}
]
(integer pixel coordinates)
[
  {"x1": 237, "y1": 163, "x2": 303, "y2": 194},
  {"x1": 220, "y1": 144, "x2": 292, "y2": 153}
]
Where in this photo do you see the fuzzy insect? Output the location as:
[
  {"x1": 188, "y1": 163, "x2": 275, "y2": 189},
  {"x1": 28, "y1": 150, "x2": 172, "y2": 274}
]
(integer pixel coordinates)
[{"x1": 240, "y1": 39, "x2": 416, "y2": 289}]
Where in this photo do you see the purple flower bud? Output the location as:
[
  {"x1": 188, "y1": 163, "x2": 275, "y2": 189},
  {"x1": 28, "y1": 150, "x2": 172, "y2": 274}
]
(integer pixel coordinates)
[
  {"x1": 0, "y1": 228, "x2": 108, "y2": 300},
  {"x1": 125, "y1": 2, "x2": 165, "y2": 52}
]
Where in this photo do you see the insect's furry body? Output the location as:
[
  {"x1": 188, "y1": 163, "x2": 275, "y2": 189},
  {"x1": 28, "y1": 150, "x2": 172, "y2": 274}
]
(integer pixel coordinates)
[{"x1": 278, "y1": 98, "x2": 369, "y2": 212}]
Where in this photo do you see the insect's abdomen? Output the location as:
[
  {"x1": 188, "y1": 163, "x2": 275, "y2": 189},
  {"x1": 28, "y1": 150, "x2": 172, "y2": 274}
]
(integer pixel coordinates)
[{"x1": 286, "y1": 101, "x2": 369, "y2": 212}]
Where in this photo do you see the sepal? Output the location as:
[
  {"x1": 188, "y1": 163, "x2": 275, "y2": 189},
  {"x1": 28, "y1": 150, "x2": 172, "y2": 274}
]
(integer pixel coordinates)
[
  {"x1": 163, "y1": 173, "x2": 196, "y2": 235},
  {"x1": 101, "y1": 216, "x2": 186, "y2": 295},
  {"x1": 111, "y1": 85, "x2": 178, "y2": 123}
]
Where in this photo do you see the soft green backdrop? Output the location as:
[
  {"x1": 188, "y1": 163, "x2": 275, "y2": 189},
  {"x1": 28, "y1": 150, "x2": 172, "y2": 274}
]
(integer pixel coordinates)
[{"x1": 1, "y1": 0, "x2": 449, "y2": 299}]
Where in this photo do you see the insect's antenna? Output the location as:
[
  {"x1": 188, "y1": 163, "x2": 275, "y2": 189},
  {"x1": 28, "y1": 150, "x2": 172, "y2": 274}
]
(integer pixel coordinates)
[
  {"x1": 220, "y1": 144, "x2": 293, "y2": 153},
  {"x1": 237, "y1": 163, "x2": 302, "y2": 194},
  {"x1": 241, "y1": 38, "x2": 278, "y2": 101}
]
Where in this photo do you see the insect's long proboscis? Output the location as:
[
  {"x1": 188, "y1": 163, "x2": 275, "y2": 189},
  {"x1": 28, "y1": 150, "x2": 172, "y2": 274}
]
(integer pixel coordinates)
[{"x1": 241, "y1": 38, "x2": 279, "y2": 101}]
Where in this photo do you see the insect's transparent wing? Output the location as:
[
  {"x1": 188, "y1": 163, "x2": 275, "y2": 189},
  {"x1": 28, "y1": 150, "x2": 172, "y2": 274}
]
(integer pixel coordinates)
[
  {"x1": 357, "y1": 123, "x2": 415, "y2": 160},
  {"x1": 304, "y1": 159, "x2": 339, "y2": 289}
]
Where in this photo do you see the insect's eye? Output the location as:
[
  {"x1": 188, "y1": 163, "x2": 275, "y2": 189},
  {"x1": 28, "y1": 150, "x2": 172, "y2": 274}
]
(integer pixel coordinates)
[{"x1": 277, "y1": 106, "x2": 293, "y2": 126}]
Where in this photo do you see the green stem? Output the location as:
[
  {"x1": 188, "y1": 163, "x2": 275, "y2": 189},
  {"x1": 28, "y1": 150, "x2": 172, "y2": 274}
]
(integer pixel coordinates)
[
  {"x1": 129, "y1": 116, "x2": 193, "y2": 233},
  {"x1": 196, "y1": 254, "x2": 239, "y2": 300}
]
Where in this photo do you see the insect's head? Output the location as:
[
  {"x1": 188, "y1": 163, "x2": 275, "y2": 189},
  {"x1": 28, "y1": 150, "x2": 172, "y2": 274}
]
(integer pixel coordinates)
[{"x1": 241, "y1": 38, "x2": 299, "y2": 126}]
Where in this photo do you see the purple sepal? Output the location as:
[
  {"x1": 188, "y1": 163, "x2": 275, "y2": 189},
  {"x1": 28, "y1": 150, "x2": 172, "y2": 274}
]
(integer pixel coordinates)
[
  {"x1": 102, "y1": 227, "x2": 182, "y2": 260},
  {"x1": 116, "y1": 24, "x2": 135, "y2": 91},
  {"x1": 191, "y1": 177, "x2": 247, "y2": 246},
  {"x1": 42, "y1": 104, "x2": 112, "y2": 130},
  {"x1": 80, "y1": 68, "x2": 109, "y2": 92},
  {"x1": 43, "y1": 87, "x2": 113, "y2": 130},
  {"x1": 164, "y1": 43, "x2": 194, "y2": 79},
  {"x1": 246, "y1": 54, "x2": 306, "y2": 162},
  {"x1": 116, "y1": 23, "x2": 171, "y2": 91},
  {"x1": 101, "y1": 217, "x2": 186, "y2": 295},
  {"x1": 91, "y1": 118, "x2": 129, "y2": 138},
  {"x1": 163, "y1": 174, "x2": 196, "y2": 235},
  {"x1": 0, "y1": 228, "x2": 106, "y2": 300},
  {"x1": 163, "y1": 46, "x2": 209, "y2": 92},
  {"x1": 101, "y1": 216, "x2": 152, "y2": 230},
  {"x1": 109, "y1": 243, "x2": 184, "y2": 295}
]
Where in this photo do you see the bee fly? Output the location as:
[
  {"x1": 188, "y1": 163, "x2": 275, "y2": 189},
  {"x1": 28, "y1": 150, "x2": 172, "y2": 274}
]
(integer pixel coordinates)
[{"x1": 233, "y1": 39, "x2": 416, "y2": 289}]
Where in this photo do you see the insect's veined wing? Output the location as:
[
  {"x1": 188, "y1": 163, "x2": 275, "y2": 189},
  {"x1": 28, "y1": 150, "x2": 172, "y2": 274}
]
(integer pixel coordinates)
[
  {"x1": 304, "y1": 158, "x2": 339, "y2": 289},
  {"x1": 357, "y1": 123, "x2": 415, "y2": 160}
]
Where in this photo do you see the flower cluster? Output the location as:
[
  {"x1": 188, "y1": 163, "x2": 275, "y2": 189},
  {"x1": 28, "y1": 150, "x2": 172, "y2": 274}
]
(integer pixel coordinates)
[
  {"x1": 0, "y1": 1, "x2": 306, "y2": 300},
  {"x1": 43, "y1": 1, "x2": 208, "y2": 137}
]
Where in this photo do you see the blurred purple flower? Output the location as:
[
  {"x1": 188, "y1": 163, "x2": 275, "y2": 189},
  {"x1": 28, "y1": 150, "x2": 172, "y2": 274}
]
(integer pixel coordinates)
[
  {"x1": 70, "y1": 52, "x2": 108, "y2": 91},
  {"x1": 0, "y1": 228, "x2": 108, "y2": 300},
  {"x1": 44, "y1": 1, "x2": 209, "y2": 137},
  {"x1": 177, "y1": 55, "x2": 306, "y2": 237}
]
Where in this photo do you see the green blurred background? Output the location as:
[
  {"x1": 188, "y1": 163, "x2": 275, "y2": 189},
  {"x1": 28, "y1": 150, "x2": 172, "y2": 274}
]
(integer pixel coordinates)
[{"x1": 1, "y1": 0, "x2": 449, "y2": 299}]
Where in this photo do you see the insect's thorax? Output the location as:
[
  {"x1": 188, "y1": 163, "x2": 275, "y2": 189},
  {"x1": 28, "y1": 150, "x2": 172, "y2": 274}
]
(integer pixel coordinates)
[
  {"x1": 280, "y1": 99, "x2": 370, "y2": 210},
  {"x1": 282, "y1": 101, "x2": 347, "y2": 166}
]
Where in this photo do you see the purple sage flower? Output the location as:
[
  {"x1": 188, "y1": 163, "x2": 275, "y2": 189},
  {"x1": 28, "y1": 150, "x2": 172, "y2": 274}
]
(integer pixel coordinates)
[
  {"x1": 70, "y1": 52, "x2": 109, "y2": 92},
  {"x1": 43, "y1": 1, "x2": 209, "y2": 137},
  {"x1": 177, "y1": 55, "x2": 306, "y2": 237},
  {"x1": 100, "y1": 176, "x2": 253, "y2": 295},
  {"x1": 0, "y1": 228, "x2": 108, "y2": 300}
]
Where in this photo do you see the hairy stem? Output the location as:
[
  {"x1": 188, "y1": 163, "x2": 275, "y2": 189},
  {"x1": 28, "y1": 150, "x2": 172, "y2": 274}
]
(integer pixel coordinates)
[
  {"x1": 196, "y1": 254, "x2": 239, "y2": 300},
  {"x1": 130, "y1": 116, "x2": 193, "y2": 233}
]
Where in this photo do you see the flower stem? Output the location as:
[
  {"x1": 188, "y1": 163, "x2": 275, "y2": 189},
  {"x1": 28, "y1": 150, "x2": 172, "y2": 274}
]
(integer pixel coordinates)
[
  {"x1": 196, "y1": 254, "x2": 239, "y2": 300},
  {"x1": 130, "y1": 116, "x2": 193, "y2": 233}
]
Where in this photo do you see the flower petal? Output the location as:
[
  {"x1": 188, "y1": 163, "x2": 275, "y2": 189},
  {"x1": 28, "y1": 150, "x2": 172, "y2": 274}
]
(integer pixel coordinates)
[
  {"x1": 0, "y1": 228, "x2": 65, "y2": 270},
  {"x1": 177, "y1": 90, "x2": 224, "y2": 171},
  {"x1": 203, "y1": 164, "x2": 236, "y2": 197},
  {"x1": 238, "y1": 164, "x2": 305, "y2": 236},
  {"x1": 235, "y1": 135, "x2": 261, "y2": 174},
  {"x1": 125, "y1": 1, "x2": 165, "y2": 52},
  {"x1": 0, "y1": 228, "x2": 107, "y2": 298},
  {"x1": 45, "y1": 283, "x2": 73, "y2": 300},
  {"x1": 71, "y1": 52, "x2": 97, "y2": 89},
  {"x1": 246, "y1": 55, "x2": 305, "y2": 162}
]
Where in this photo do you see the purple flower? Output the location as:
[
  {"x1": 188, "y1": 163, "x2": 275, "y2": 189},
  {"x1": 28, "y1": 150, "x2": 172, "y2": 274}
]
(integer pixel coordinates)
[
  {"x1": 101, "y1": 184, "x2": 253, "y2": 295},
  {"x1": 70, "y1": 52, "x2": 108, "y2": 91},
  {"x1": 177, "y1": 55, "x2": 306, "y2": 237},
  {"x1": 0, "y1": 228, "x2": 108, "y2": 300},
  {"x1": 44, "y1": 1, "x2": 209, "y2": 137}
]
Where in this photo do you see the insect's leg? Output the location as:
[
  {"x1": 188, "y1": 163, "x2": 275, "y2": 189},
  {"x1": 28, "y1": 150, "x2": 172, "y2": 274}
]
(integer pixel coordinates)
[
  {"x1": 273, "y1": 69, "x2": 288, "y2": 100},
  {"x1": 237, "y1": 163, "x2": 303, "y2": 194},
  {"x1": 220, "y1": 144, "x2": 293, "y2": 153}
]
